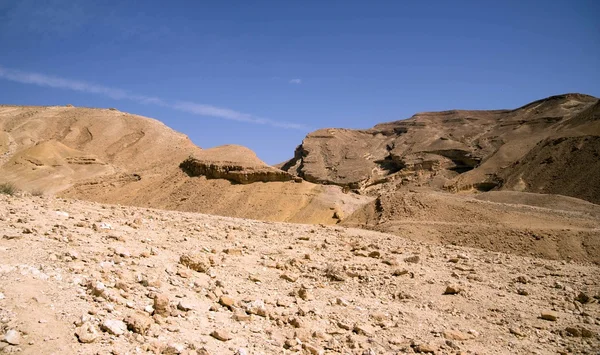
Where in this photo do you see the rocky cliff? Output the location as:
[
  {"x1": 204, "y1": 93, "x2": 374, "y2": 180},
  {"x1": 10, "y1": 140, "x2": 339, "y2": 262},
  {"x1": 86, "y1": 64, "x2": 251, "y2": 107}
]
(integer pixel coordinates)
[
  {"x1": 180, "y1": 156, "x2": 294, "y2": 184},
  {"x1": 281, "y1": 93, "x2": 600, "y2": 203}
]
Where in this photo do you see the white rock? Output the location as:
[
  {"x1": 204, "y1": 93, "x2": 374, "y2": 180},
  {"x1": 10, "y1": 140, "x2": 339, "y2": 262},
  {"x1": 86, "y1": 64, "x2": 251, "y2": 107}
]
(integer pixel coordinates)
[
  {"x1": 99, "y1": 261, "x2": 114, "y2": 270},
  {"x1": 75, "y1": 322, "x2": 99, "y2": 343},
  {"x1": 101, "y1": 319, "x2": 127, "y2": 335},
  {"x1": 55, "y1": 211, "x2": 69, "y2": 218},
  {"x1": 468, "y1": 329, "x2": 480, "y2": 337},
  {"x1": 4, "y1": 329, "x2": 20, "y2": 345},
  {"x1": 177, "y1": 300, "x2": 194, "y2": 311},
  {"x1": 246, "y1": 299, "x2": 267, "y2": 316},
  {"x1": 114, "y1": 247, "x2": 131, "y2": 258},
  {"x1": 74, "y1": 315, "x2": 91, "y2": 327},
  {"x1": 164, "y1": 343, "x2": 185, "y2": 354},
  {"x1": 90, "y1": 281, "x2": 106, "y2": 296},
  {"x1": 99, "y1": 222, "x2": 112, "y2": 230}
]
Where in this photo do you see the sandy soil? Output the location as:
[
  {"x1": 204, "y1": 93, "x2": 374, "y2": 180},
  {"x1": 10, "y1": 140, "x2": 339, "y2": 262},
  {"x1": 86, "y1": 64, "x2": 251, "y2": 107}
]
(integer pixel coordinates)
[
  {"x1": 344, "y1": 190, "x2": 600, "y2": 263},
  {"x1": 0, "y1": 193, "x2": 598, "y2": 354}
]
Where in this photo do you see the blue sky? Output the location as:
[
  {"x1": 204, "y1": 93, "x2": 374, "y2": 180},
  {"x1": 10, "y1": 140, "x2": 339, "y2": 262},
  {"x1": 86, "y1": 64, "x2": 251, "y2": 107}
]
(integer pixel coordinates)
[{"x1": 1, "y1": 0, "x2": 599, "y2": 164}]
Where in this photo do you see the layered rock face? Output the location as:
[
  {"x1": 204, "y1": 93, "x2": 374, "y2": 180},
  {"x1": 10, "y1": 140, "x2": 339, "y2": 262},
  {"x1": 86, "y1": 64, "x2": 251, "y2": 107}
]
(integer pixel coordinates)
[
  {"x1": 180, "y1": 156, "x2": 294, "y2": 184},
  {"x1": 178, "y1": 144, "x2": 294, "y2": 184},
  {"x1": 281, "y1": 93, "x2": 600, "y2": 203}
]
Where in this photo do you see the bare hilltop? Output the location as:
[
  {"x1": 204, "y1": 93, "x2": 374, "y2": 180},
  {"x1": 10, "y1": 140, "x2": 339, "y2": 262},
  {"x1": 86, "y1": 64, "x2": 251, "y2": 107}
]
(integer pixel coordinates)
[{"x1": 0, "y1": 94, "x2": 599, "y2": 354}]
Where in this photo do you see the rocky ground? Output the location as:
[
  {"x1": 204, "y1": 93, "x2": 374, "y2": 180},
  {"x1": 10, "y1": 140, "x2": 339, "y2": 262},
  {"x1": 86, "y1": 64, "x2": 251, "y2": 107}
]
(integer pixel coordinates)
[{"x1": 0, "y1": 194, "x2": 599, "y2": 354}]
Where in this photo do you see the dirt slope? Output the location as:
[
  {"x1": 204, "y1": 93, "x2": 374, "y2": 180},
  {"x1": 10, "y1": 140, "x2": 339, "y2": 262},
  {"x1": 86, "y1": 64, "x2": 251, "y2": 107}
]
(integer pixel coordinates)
[
  {"x1": 501, "y1": 135, "x2": 600, "y2": 204},
  {"x1": 0, "y1": 194, "x2": 598, "y2": 354},
  {"x1": 343, "y1": 190, "x2": 600, "y2": 263},
  {"x1": 62, "y1": 169, "x2": 371, "y2": 225},
  {"x1": 0, "y1": 105, "x2": 202, "y2": 193},
  {"x1": 281, "y1": 93, "x2": 600, "y2": 203}
]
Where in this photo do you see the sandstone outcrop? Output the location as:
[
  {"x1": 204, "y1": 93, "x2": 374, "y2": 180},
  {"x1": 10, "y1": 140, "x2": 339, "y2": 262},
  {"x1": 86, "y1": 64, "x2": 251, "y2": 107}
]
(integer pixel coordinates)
[
  {"x1": 281, "y1": 94, "x2": 600, "y2": 203},
  {"x1": 179, "y1": 145, "x2": 294, "y2": 184}
]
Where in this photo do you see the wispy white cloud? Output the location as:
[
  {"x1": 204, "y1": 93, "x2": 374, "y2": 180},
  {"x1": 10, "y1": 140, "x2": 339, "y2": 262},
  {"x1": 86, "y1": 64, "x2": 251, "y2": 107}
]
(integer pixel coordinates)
[
  {"x1": 0, "y1": 65, "x2": 305, "y2": 130},
  {"x1": 173, "y1": 102, "x2": 305, "y2": 129},
  {"x1": 289, "y1": 78, "x2": 302, "y2": 84},
  {"x1": 0, "y1": 65, "x2": 159, "y2": 102},
  {"x1": 173, "y1": 102, "x2": 262, "y2": 124}
]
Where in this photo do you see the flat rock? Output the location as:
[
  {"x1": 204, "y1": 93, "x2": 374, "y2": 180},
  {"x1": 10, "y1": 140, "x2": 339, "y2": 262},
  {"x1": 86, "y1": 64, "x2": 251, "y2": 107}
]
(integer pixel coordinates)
[
  {"x1": 210, "y1": 329, "x2": 232, "y2": 341},
  {"x1": 392, "y1": 269, "x2": 409, "y2": 276},
  {"x1": 353, "y1": 323, "x2": 376, "y2": 336},
  {"x1": 541, "y1": 310, "x2": 558, "y2": 321},
  {"x1": 219, "y1": 295, "x2": 236, "y2": 307},
  {"x1": 281, "y1": 272, "x2": 299, "y2": 282},
  {"x1": 509, "y1": 327, "x2": 526, "y2": 337},
  {"x1": 101, "y1": 319, "x2": 127, "y2": 336},
  {"x1": 114, "y1": 246, "x2": 131, "y2": 258},
  {"x1": 224, "y1": 248, "x2": 243, "y2": 256},
  {"x1": 233, "y1": 310, "x2": 251, "y2": 322},
  {"x1": 336, "y1": 297, "x2": 350, "y2": 306},
  {"x1": 303, "y1": 342, "x2": 325, "y2": 355},
  {"x1": 3, "y1": 330, "x2": 20, "y2": 345},
  {"x1": 415, "y1": 343, "x2": 437, "y2": 353},
  {"x1": 443, "y1": 329, "x2": 471, "y2": 340},
  {"x1": 163, "y1": 343, "x2": 185, "y2": 354},
  {"x1": 177, "y1": 300, "x2": 194, "y2": 311}
]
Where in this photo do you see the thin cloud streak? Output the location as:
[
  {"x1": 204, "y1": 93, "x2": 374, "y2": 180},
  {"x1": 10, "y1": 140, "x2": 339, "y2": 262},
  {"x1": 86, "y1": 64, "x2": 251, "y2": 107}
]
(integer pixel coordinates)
[
  {"x1": 289, "y1": 78, "x2": 302, "y2": 84},
  {"x1": 0, "y1": 65, "x2": 306, "y2": 130},
  {"x1": 172, "y1": 102, "x2": 306, "y2": 129},
  {"x1": 0, "y1": 65, "x2": 165, "y2": 103}
]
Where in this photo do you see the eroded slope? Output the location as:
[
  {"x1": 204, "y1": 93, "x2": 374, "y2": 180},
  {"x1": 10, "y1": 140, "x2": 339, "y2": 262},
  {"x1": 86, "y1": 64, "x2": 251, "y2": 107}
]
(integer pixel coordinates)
[
  {"x1": 0, "y1": 105, "x2": 202, "y2": 193},
  {"x1": 0, "y1": 105, "x2": 365, "y2": 224},
  {"x1": 281, "y1": 94, "x2": 600, "y2": 203},
  {"x1": 343, "y1": 189, "x2": 600, "y2": 263}
]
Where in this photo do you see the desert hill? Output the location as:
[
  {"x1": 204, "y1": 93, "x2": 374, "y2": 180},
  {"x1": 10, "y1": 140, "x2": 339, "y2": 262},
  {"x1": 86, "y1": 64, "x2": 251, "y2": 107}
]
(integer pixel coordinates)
[
  {"x1": 501, "y1": 135, "x2": 600, "y2": 204},
  {"x1": 0, "y1": 97, "x2": 599, "y2": 354},
  {"x1": 281, "y1": 93, "x2": 600, "y2": 203},
  {"x1": 1, "y1": 96, "x2": 600, "y2": 263},
  {"x1": 278, "y1": 93, "x2": 600, "y2": 261},
  {"x1": 0, "y1": 105, "x2": 367, "y2": 224},
  {"x1": 0, "y1": 105, "x2": 202, "y2": 193}
]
